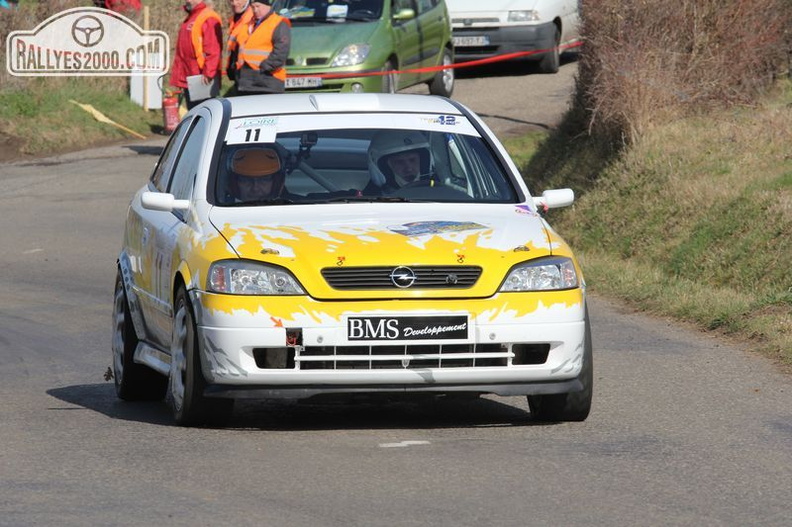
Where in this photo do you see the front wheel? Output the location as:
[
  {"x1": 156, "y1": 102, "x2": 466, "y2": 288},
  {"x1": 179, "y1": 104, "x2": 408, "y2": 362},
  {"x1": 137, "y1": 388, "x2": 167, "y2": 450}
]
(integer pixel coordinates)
[
  {"x1": 428, "y1": 48, "x2": 454, "y2": 97},
  {"x1": 527, "y1": 306, "x2": 593, "y2": 422},
  {"x1": 537, "y1": 25, "x2": 561, "y2": 74},
  {"x1": 167, "y1": 287, "x2": 233, "y2": 426}
]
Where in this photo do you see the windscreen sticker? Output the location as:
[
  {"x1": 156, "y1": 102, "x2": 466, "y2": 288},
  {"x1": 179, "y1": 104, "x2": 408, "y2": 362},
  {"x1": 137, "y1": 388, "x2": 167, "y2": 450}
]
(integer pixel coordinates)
[
  {"x1": 326, "y1": 4, "x2": 348, "y2": 17},
  {"x1": 227, "y1": 117, "x2": 279, "y2": 145},
  {"x1": 388, "y1": 221, "x2": 488, "y2": 237},
  {"x1": 419, "y1": 115, "x2": 461, "y2": 127},
  {"x1": 281, "y1": 6, "x2": 316, "y2": 17},
  {"x1": 225, "y1": 113, "x2": 480, "y2": 143},
  {"x1": 515, "y1": 205, "x2": 539, "y2": 216}
]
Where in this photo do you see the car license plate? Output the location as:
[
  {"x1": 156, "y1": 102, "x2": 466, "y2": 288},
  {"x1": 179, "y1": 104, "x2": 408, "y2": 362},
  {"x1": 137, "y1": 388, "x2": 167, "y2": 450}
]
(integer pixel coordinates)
[
  {"x1": 453, "y1": 35, "x2": 490, "y2": 47},
  {"x1": 347, "y1": 315, "x2": 469, "y2": 341},
  {"x1": 285, "y1": 76, "x2": 323, "y2": 89}
]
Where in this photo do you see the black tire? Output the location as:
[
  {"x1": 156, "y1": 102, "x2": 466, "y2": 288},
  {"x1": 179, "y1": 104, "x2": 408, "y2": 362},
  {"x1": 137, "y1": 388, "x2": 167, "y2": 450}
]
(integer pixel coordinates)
[
  {"x1": 428, "y1": 48, "x2": 454, "y2": 97},
  {"x1": 167, "y1": 287, "x2": 233, "y2": 426},
  {"x1": 537, "y1": 25, "x2": 561, "y2": 74},
  {"x1": 527, "y1": 306, "x2": 593, "y2": 422},
  {"x1": 381, "y1": 59, "x2": 397, "y2": 93},
  {"x1": 111, "y1": 270, "x2": 167, "y2": 401}
]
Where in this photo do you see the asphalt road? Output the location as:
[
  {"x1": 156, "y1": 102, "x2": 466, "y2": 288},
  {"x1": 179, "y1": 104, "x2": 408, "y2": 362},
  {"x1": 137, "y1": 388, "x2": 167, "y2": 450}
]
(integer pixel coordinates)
[{"x1": 1, "y1": 61, "x2": 790, "y2": 526}]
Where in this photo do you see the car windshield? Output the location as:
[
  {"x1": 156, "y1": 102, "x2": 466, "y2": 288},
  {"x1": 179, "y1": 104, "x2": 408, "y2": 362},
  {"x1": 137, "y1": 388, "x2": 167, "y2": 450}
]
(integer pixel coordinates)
[
  {"x1": 274, "y1": 0, "x2": 383, "y2": 21},
  {"x1": 215, "y1": 126, "x2": 519, "y2": 206}
]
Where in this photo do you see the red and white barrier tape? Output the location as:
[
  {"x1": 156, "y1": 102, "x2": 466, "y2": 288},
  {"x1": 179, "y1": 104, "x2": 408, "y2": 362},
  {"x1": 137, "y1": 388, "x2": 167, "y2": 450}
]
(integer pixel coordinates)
[{"x1": 286, "y1": 40, "x2": 583, "y2": 80}]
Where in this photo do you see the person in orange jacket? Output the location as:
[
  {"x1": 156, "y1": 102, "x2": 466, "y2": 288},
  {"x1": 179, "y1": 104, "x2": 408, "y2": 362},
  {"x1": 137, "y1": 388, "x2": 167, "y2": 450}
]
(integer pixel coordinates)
[
  {"x1": 235, "y1": 0, "x2": 291, "y2": 95},
  {"x1": 170, "y1": 0, "x2": 223, "y2": 109},
  {"x1": 224, "y1": 0, "x2": 254, "y2": 93}
]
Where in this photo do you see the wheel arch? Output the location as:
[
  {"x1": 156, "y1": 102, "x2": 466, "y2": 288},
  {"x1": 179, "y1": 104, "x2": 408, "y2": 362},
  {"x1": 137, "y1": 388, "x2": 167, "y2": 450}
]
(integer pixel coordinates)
[
  {"x1": 172, "y1": 264, "x2": 190, "y2": 305},
  {"x1": 116, "y1": 251, "x2": 147, "y2": 342}
]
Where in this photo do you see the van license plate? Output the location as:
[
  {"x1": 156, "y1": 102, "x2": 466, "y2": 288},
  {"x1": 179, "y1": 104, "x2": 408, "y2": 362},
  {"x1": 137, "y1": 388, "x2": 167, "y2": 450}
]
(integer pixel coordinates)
[{"x1": 453, "y1": 36, "x2": 490, "y2": 47}]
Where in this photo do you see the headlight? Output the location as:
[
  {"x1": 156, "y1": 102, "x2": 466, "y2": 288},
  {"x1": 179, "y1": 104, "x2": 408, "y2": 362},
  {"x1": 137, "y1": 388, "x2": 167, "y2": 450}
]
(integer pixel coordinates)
[
  {"x1": 208, "y1": 260, "x2": 305, "y2": 295},
  {"x1": 508, "y1": 10, "x2": 540, "y2": 22},
  {"x1": 331, "y1": 44, "x2": 370, "y2": 67},
  {"x1": 500, "y1": 257, "x2": 578, "y2": 292}
]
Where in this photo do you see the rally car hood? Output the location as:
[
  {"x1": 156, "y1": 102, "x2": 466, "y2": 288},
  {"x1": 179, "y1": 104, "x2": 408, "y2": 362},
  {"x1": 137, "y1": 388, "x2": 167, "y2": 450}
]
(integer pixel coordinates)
[{"x1": 208, "y1": 203, "x2": 563, "y2": 298}]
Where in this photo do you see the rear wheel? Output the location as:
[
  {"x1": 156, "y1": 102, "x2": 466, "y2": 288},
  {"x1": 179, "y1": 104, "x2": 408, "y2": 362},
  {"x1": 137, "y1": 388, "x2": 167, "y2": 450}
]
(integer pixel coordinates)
[
  {"x1": 527, "y1": 307, "x2": 593, "y2": 422},
  {"x1": 167, "y1": 287, "x2": 233, "y2": 426},
  {"x1": 537, "y1": 25, "x2": 561, "y2": 74},
  {"x1": 111, "y1": 269, "x2": 167, "y2": 400},
  {"x1": 428, "y1": 48, "x2": 454, "y2": 97}
]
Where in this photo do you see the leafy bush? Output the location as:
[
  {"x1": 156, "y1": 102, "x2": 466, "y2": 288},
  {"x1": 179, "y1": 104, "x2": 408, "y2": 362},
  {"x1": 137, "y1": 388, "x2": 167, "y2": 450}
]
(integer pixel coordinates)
[{"x1": 577, "y1": 0, "x2": 792, "y2": 144}]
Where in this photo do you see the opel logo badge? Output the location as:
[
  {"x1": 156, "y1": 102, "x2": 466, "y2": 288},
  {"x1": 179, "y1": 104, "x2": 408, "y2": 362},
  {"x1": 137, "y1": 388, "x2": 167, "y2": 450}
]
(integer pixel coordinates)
[{"x1": 390, "y1": 266, "x2": 417, "y2": 288}]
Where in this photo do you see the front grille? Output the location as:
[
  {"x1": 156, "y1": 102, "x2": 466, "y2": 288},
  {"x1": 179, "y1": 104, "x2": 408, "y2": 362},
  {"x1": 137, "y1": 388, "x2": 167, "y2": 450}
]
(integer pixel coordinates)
[
  {"x1": 322, "y1": 266, "x2": 482, "y2": 290},
  {"x1": 253, "y1": 343, "x2": 551, "y2": 370},
  {"x1": 455, "y1": 46, "x2": 500, "y2": 56},
  {"x1": 452, "y1": 17, "x2": 500, "y2": 24},
  {"x1": 286, "y1": 58, "x2": 330, "y2": 66},
  {"x1": 299, "y1": 343, "x2": 509, "y2": 369}
]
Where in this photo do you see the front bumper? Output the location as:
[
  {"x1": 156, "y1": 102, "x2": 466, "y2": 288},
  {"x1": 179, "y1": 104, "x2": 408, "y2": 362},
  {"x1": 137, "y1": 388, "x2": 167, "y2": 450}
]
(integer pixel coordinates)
[
  {"x1": 452, "y1": 22, "x2": 557, "y2": 62},
  {"x1": 191, "y1": 290, "x2": 587, "y2": 399}
]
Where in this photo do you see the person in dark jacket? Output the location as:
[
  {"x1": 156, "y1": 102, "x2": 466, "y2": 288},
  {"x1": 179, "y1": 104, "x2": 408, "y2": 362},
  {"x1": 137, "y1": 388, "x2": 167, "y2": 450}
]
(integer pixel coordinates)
[{"x1": 234, "y1": 0, "x2": 291, "y2": 95}]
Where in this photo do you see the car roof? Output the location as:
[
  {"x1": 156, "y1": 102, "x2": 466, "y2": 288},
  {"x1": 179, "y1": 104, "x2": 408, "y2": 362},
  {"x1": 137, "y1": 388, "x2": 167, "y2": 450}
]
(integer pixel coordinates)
[{"x1": 213, "y1": 93, "x2": 465, "y2": 119}]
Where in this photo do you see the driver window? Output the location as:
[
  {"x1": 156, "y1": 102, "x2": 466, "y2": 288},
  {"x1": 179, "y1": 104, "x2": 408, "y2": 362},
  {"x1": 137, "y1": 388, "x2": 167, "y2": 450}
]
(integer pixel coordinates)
[
  {"x1": 169, "y1": 117, "x2": 208, "y2": 201},
  {"x1": 150, "y1": 117, "x2": 193, "y2": 192}
]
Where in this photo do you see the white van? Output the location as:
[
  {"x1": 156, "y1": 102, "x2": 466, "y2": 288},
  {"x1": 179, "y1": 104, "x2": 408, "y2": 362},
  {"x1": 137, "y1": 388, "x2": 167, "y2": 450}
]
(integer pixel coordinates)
[{"x1": 446, "y1": 0, "x2": 581, "y2": 73}]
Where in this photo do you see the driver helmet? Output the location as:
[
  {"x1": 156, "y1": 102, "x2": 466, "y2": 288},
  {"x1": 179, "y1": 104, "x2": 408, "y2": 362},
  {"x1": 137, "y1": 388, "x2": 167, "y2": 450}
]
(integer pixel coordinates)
[
  {"x1": 228, "y1": 146, "x2": 285, "y2": 199},
  {"x1": 367, "y1": 130, "x2": 432, "y2": 188}
]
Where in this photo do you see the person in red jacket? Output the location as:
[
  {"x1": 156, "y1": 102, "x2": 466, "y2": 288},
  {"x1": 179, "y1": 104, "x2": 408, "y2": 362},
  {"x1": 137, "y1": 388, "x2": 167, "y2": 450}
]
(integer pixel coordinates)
[
  {"x1": 235, "y1": 0, "x2": 290, "y2": 95},
  {"x1": 170, "y1": 0, "x2": 224, "y2": 109},
  {"x1": 99, "y1": 0, "x2": 142, "y2": 14}
]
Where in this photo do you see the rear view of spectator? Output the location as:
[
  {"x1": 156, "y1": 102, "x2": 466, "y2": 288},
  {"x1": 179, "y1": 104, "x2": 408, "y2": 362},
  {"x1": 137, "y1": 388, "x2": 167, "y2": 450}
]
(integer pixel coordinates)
[{"x1": 93, "y1": 1, "x2": 142, "y2": 15}]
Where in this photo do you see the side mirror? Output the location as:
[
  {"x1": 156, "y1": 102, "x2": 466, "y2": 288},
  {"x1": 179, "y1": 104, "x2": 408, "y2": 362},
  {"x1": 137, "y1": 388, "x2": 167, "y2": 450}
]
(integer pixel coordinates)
[
  {"x1": 141, "y1": 191, "x2": 190, "y2": 212},
  {"x1": 393, "y1": 8, "x2": 415, "y2": 21},
  {"x1": 533, "y1": 188, "x2": 574, "y2": 210}
]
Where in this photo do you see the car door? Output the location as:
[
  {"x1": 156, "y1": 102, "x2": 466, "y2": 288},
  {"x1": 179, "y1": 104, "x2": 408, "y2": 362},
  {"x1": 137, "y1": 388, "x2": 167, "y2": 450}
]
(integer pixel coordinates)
[
  {"x1": 391, "y1": 0, "x2": 422, "y2": 88},
  {"x1": 414, "y1": 0, "x2": 447, "y2": 74},
  {"x1": 560, "y1": 0, "x2": 581, "y2": 43},
  {"x1": 127, "y1": 116, "x2": 192, "y2": 347},
  {"x1": 147, "y1": 115, "x2": 211, "y2": 350}
]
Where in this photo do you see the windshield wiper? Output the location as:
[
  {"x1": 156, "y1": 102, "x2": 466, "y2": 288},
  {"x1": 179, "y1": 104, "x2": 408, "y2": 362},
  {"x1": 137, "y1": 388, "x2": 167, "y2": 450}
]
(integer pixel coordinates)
[
  {"x1": 289, "y1": 17, "x2": 346, "y2": 24},
  {"x1": 232, "y1": 197, "x2": 298, "y2": 206},
  {"x1": 322, "y1": 196, "x2": 411, "y2": 203}
]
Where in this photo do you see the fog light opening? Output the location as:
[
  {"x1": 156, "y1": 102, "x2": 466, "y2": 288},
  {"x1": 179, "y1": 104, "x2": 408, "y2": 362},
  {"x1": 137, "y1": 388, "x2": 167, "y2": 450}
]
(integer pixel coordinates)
[{"x1": 512, "y1": 344, "x2": 550, "y2": 365}]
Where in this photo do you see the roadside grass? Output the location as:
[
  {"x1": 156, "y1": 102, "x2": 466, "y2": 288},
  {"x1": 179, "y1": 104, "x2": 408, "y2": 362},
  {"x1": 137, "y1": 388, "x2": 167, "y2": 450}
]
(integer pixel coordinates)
[
  {"x1": 508, "y1": 80, "x2": 792, "y2": 368},
  {"x1": 0, "y1": 0, "x2": 211, "y2": 158},
  {"x1": 0, "y1": 78, "x2": 163, "y2": 156}
]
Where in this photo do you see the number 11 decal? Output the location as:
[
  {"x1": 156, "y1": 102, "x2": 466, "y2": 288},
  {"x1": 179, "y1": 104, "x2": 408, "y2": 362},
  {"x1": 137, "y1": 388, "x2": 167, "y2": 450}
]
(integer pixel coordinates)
[{"x1": 244, "y1": 128, "x2": 262, "y2": 142}]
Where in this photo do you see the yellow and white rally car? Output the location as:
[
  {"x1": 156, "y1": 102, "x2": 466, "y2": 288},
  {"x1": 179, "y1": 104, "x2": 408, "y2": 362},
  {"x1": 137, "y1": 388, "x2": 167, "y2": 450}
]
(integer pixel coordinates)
[{"x1": 112, "y1": 93, "x2": 592, "y2": 426}]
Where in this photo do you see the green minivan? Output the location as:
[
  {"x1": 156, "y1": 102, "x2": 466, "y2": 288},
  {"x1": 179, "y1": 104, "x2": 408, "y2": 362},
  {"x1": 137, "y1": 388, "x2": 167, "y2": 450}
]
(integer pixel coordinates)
[{"x1": 275, "y1": 0, "x2": 455, "y2": 96}]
